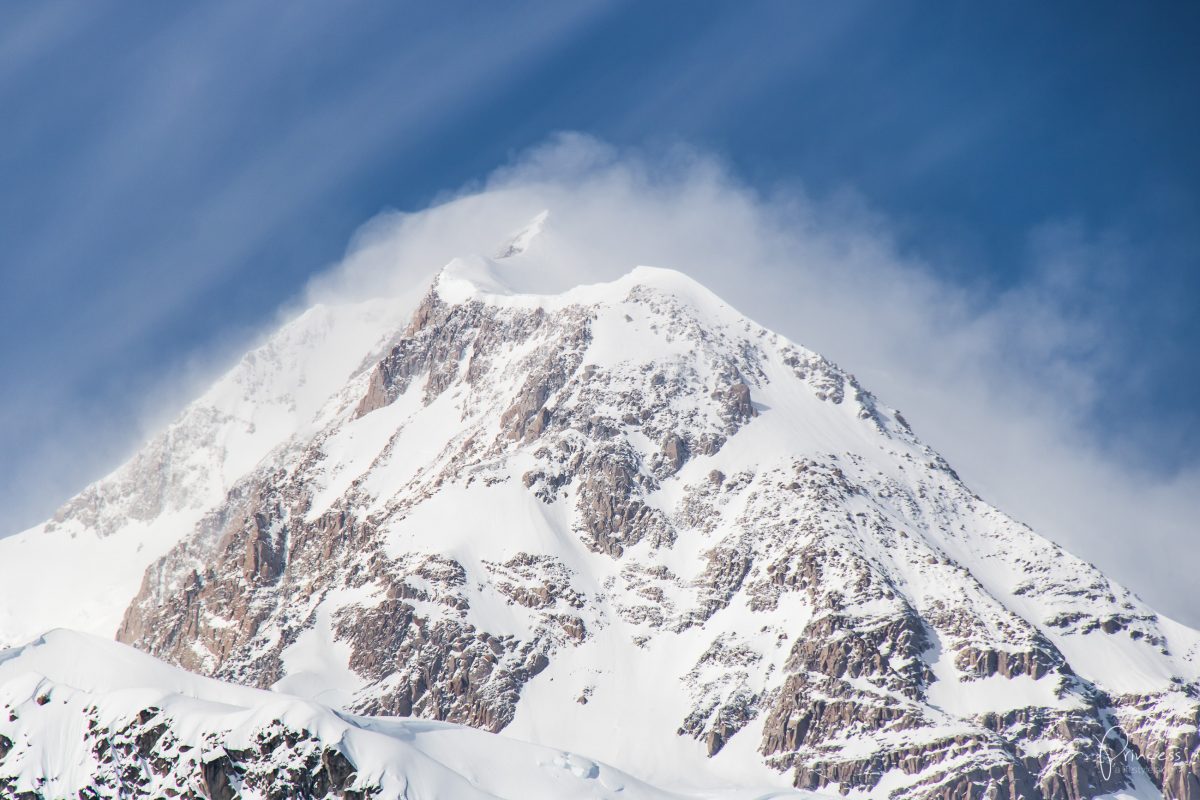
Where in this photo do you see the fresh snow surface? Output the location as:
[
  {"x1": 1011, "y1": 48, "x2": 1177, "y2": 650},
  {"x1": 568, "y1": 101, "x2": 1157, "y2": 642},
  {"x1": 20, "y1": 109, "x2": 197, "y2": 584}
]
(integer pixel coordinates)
[{"x1": 0, "y1": 631, "x2": 817, "y2": 800}]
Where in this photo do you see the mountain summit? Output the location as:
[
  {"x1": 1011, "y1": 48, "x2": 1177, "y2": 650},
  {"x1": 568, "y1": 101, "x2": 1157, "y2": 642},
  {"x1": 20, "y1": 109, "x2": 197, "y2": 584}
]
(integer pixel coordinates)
[{"x1": 1, "y1": 227, "x2": 1197, "y2": 800}]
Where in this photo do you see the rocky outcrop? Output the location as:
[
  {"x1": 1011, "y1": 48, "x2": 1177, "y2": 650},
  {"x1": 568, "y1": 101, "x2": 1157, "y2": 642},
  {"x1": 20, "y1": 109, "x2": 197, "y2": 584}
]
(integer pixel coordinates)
[
  {"x1": 659, "y1": 433, "x2": 690, "y2": 475},
  {"x1": 51, "y1": 704, "x2": 370, "y2": 800},
  {"x1": 953, "y1": 644, "x2": 1065, "y2": 681},
  {"x1": 575, "y1": 444, "x2": 671, "y2": 557},
  {"x1": 679, "y1": 635, "x2": 763, "y2": 755},
  {"x1": 338, "y1": 600, "x2": 550, "y2": 730},
  {"x1": 117, "y1": 475, "x2": 305, "y2": 679}
]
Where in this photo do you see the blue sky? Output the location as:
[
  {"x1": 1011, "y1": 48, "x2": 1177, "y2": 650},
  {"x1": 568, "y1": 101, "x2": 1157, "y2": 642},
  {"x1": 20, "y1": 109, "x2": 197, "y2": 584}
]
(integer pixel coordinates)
[{"x1": 1, "y1": 2, "x2": 1198, "y2": 590}]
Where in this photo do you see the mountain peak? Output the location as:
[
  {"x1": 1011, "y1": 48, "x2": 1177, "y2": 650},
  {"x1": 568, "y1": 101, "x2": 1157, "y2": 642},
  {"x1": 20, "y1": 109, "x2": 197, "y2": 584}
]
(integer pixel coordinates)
[
  {"x1": 495, "y1": 209, "x2": 549, "y2": 259},
  {"x1": 432, "y1": 256, "x2": 736, "y2": 323},
  {"x1": 435, "y1": 255, "x2": 518, "y2": 301}
]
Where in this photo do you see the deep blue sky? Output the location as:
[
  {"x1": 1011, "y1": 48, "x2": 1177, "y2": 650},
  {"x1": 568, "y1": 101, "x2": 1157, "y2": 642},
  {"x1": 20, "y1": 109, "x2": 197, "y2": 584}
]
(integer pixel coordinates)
[{"x1": 1, "y1": 1, "x2": 1198, "y2": 532}]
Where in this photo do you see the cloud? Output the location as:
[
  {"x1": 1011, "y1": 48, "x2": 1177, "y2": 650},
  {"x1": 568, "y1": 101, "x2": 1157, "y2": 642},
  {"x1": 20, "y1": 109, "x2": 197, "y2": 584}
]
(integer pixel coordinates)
[
  {"x1": 0, "y1": 2, "x2": 609, "y2": 537},
  {"x1": 309, "y1": 132, "x2": 1200, "y2": 624},
  {"x1": 5, "y1": 127, "x2": 1194, "y2": 625}
]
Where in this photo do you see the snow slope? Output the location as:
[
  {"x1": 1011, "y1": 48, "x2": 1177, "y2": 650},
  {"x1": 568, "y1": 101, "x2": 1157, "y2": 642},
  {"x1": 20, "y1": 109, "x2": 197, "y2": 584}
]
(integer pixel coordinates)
[{"x1": 0, "y1": 630, "x2": 813, "y2": 799}]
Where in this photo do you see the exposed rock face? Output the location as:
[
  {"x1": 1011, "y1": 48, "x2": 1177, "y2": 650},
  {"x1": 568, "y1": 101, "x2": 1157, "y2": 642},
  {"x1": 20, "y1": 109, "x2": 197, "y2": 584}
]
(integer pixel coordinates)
[
  {"x1": 0, "y1": 701, "x2": 369, "y2": 800},
  {"x1": 109, "y1": 264, "x2": 1200, "y2": 799}
]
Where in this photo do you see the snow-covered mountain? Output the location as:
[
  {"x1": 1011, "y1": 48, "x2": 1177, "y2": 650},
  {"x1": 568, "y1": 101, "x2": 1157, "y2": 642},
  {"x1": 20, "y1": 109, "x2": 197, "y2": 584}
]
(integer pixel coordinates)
[{"x1": 2, "y1": 213, "x2": 1198, "y2": 799}]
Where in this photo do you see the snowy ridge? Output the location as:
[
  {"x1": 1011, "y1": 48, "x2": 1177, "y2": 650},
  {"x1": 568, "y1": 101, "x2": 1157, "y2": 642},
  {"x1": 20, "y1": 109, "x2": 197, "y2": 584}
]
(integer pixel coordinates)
[{"x1": 0, "y1": 630, "x2": 810, "y2": 799}]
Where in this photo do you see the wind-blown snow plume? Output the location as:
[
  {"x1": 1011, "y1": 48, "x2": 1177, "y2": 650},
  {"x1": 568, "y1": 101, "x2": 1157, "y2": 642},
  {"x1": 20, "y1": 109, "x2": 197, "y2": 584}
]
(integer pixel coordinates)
[{"x1": 304, "y1": 134, "x2": 1200, "y2": 625}]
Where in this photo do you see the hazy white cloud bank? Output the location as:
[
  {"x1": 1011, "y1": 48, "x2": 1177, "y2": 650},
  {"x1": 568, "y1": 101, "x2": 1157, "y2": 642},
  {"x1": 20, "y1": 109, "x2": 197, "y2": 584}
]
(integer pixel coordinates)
[
  {"x1": 7, "y1": 132, "x2": 1193, "y2": 625},
  {"x1": 309, "y1": 133, "x2": 1200, "y2": 624}
]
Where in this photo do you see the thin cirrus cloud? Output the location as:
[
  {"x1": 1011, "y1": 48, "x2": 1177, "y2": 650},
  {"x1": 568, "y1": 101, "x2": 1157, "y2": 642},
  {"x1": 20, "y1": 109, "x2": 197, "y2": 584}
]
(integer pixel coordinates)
[
  {"x1": 309, "y1": 133, "x2": 1200, "y2": 626},
  {"x1": 0, "y1": 1, "x2": 610, "y2": 535}
]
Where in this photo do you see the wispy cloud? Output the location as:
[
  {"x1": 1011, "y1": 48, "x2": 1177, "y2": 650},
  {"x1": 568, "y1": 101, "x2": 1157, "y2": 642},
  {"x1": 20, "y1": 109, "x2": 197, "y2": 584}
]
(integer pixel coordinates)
[
  {"x1": 310, "y1": 134, "x2": 1200, "y2": 624},
  {"x1": 0, "y1": 2, "x2": 610, "y2": 535}
]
